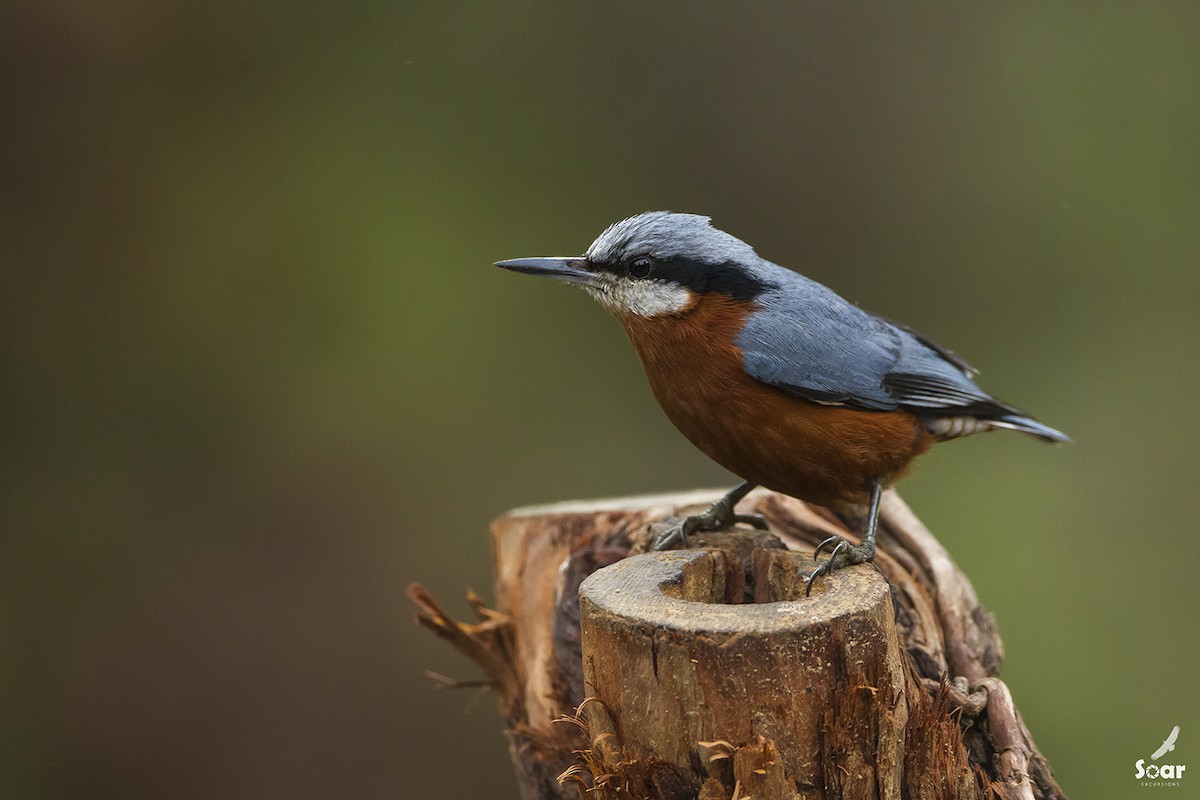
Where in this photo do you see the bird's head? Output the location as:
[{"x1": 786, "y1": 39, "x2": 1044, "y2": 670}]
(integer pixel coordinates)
[{"x1": 495, "y1": 212, "x2": 771, "y2": 318}]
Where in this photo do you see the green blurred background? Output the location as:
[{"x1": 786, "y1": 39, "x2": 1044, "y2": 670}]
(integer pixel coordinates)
[{"x1": 2, "y1": 2, "x2": 1197, "y2": 798}]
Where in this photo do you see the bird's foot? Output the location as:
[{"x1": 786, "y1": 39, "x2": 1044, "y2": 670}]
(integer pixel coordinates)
[
  {"x1": 651, "y1": 494, "x2": 768, "y2": 551},
  {"x1": 804, "y1": 535, "x2": 875, "y2": 595}
]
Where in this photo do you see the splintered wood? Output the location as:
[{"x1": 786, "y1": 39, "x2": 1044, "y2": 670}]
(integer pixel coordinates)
[{"x1": 410, "y1": 489, "x2": 1066, "y2": 800}]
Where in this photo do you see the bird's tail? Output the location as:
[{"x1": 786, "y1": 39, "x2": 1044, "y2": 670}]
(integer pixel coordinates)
[{"x1": 987, "y1": 414, "x2": 1072, "y2": 444}]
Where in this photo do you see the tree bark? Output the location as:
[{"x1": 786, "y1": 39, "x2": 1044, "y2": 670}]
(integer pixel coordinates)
[{"x1": 409, "y1": 488, "x2": 1066, "y2": 800}]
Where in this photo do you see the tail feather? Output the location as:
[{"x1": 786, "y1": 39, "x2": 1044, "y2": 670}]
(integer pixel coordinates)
[{"x1": 987, "y1": 414, "x2": 1072, "y2": 444}]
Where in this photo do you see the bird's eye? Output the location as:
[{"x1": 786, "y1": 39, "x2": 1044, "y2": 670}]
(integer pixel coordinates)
[{"x1": 628, "y1": 255, "x2": 655, "y2": 279}]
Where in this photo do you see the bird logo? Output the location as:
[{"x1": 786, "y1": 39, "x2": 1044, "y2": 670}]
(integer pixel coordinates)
[
  {"x1": 1151, "y1": 726, "x2": 1181, "y2": 761},
  {"x1": 1135, "y1": 725, "x2": 1186, "y2": 783}
]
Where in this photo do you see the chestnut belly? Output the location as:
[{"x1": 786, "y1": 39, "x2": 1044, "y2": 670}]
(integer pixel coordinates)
[{"x1": 646, "y1": 371, "x2": 931, "y2": 510}]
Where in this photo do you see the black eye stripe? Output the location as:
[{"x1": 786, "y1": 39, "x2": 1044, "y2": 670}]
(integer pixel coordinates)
[
  {"x1": 588, "y1": 255, "x2": 773, "y2": 302},
  {"x1": 651, "y1": 257, "x2": 773, "y2": 301}
]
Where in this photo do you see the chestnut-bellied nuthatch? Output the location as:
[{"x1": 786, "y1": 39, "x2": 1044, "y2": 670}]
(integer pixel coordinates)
[{"x1": 497, "y1": 212, "x2": 1069, "y2": 592}]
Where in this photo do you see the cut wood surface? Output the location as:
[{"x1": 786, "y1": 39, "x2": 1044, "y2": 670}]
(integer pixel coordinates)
[
  {"x1": 581, "y1": 549, "x2": 908, "y2": 797},
  {"x1": 410, "y1": 489, "x2": 1066, "y2": 800}
]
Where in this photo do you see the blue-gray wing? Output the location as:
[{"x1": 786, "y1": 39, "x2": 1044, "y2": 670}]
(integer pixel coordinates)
[{"x1": 735, "y1": 273, "x2": 1016, "y2": 417}]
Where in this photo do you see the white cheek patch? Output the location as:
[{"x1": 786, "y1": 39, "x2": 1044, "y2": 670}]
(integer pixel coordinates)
[{"x1": 585, "y1": 278, "x2": 693, "y2": 317}]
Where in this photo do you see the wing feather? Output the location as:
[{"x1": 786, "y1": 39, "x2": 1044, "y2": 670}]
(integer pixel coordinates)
[{"x1": 735, "y1": 268, "x2": 1012, "y2": 417}]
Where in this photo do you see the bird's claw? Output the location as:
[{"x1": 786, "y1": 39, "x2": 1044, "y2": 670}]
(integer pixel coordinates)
[
  {"x1": 652, "y1": 515, "x2": 702, "y2": 551},
  {"x1": 813, "y1": 535, "x2": 842, "y2": 559},
  {"x1": 651, "y1": 499, "x2": 768, "y2": 551},
  {"x1": 805, "y1": 536, "x2": 874, "y2": 596}
]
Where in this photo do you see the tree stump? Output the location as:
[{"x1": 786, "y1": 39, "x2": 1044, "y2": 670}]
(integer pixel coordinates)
[
  {"x1": 581, "y1": 548, "x2": 908, "y2": 797},
  {"x1": 409, "y1": 489, "x2": 1066, "y2": 800}
]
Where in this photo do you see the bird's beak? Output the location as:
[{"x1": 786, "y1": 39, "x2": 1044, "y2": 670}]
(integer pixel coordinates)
[{"x1": 494, "y1": 257, "x2": 597, "y2": 287}]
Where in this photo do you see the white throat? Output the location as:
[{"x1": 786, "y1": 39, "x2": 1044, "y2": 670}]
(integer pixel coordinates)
[{"x1": 584, "y1": 277, "x2": 693, "y2": 317}]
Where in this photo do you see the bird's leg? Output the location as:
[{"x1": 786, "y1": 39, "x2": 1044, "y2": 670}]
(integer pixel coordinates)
[
  {"x1": 805, "y1": 481, "x2": 883, "y2": 596},
  {"x1": 652, "y1": 481, "x2": 767, "y2": 550}
]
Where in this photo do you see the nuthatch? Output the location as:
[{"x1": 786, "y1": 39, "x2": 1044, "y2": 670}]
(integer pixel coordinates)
[{"x1": 497, "y1": 212, "x2": 1069, "y2": 592}]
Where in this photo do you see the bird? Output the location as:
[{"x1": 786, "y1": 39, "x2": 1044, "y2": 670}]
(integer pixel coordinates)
[
  {"x1": 495, "y1": 212, "x2": 1069, "y2": 592},
  {"x1": 1151, "y1": 726, "x2": 1180, "y2": 760}
]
